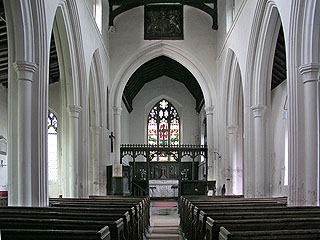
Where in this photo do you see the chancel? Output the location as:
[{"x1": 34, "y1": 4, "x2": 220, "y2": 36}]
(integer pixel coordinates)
[{"x1": 0, "y1": 0, "x2": 320, "y2": 239}]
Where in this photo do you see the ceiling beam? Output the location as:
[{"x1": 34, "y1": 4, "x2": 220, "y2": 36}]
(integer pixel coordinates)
[
  {"x1": 109, "y1": 0, "x2": 217, "y2": 29},
  {"x1": 110, "y1": 0, "x2": 214, "y2": 4}
]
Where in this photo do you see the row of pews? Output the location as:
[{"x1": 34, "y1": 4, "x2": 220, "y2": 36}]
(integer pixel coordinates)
[
  {"x1": 180, "y1": 195, "x2": 320, "y2": 240},
  {"x1": 0, "y1": 195, "x2": 150, "y2": 240}
]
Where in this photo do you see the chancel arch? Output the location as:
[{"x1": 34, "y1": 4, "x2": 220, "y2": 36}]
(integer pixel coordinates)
[
  {"x1": 111, "y1": 43, "x2": 216, "y2": 186},
  {"x1": 117, "y1": 51, "x2": 209, "y2": 197}
]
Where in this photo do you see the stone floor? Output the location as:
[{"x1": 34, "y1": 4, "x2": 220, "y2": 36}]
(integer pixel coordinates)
[{"x1": 146, "y1": 201, "x2": 184, "y2": 240}]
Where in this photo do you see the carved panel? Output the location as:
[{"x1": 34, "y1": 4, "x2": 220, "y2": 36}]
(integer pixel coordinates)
[{"x1": 144, "y1": 4, "x2": 183, "y2": 40}]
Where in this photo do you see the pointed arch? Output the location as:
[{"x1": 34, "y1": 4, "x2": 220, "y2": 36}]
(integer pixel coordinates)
[
  {"x1": 51, "y1": 0, "x2": 87, "y2": 198},
  {"x1": 225, "y1": 49, "x2": 243, "y2": 126},
  {"x1": 111, "y1": 42, "x2": 216, "y2": 111},
  {"x1": 89, "y1": 49, "x2": 103, "y2": 128},
  {"x1": 251, "y1": 1, "x2": 281, "y2": 106},
  {"x1": 245, "y1": 0, "x2": 284, "y2": 198},
  {"x1": 88, "y1": 48, "x2": 104, "y2": 195},
  {"x1": 53, "y1": 1, "x2": 85, "y2": 107},
  {"x1": 224, "y1": 48, "x2": 244, "y2": 195}
]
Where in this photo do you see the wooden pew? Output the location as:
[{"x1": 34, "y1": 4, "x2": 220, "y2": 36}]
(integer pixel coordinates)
[
  {"x1": 219, "y1": 226, "x2": 320, "y2": 240},
  {"x1": 0, "y1": 217, "x2": 123, "y2": 239},
  {"x1": 0, "y1": 207, "x2": 130, "y2": 240},
  {"x1": 206, "y1": 216, "x2": 320, "y2": 240},
  {"x1": 50, "y1": 198, "x2": 147, "y2": 240},
  {"x1": 185, "y1": 202, "x2": 288, "y2": 240},
  {"x1": 0, "y1": 226, "x2": 111, "y2": 240},
  {"x1": 88, "y1": 195, "x2": 151, "y2": 235},
  {"x1": 179, "y1": 195, "x2": 286, "y2": 234},
  {"x1": 0, "y1": 197, "x2": 147, "y2": 240},
  {"x1": 50, "y1": 202, "x2": 144, "y2": 239},
  {"x1": 201, "y1": 207, "x2": 320, "y2": 240}
]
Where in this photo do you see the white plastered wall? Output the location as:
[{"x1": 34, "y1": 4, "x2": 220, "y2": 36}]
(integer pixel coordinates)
[
  {"x1": 270, "y1": 80, "x2": 288, "y2": 197},
  {"x1": 128, "y1": 76, "x2": 199, "y2": 145},
  {"x1": 109, "y1": 5, "x2": 217, "y2": 89}
]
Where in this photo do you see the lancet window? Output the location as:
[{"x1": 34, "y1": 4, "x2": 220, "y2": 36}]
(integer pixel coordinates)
[
  {"x1": 147, "y1": 99, "x2": 180, "y2": 161},
  {"x1": 48, "y1": 111, "x2": 58, "y2": 182}
]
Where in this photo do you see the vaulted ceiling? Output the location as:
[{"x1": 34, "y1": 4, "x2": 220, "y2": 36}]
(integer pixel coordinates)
[{"x1": 122, "y1": 56, "x2": 204, "y2": 113}]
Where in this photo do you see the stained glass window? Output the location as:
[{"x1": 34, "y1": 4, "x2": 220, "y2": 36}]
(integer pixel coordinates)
[
  {"x1": 147, "y1": 99, "x2": 180, "y2": 161},
  {"x1": 48, "y1": 111, "x2": 58, "y2": 183}
]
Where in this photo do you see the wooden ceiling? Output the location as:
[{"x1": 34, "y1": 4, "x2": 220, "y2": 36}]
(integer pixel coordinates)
[
  {"x1": 109, "y1": 0, "x2": 218, "y2": 29},
  {"x1": 0, "y1": 0, "x2": 60, "y2": 88},
  {"x1": 0, "y1": 0, "x2": 7, "y2": 88},
  {"x1": 122, "y1": 56, "x2": 204, "y2": 113},
  {"x1": 271, "y1": 25, "x2": 287, "y2": 90}
]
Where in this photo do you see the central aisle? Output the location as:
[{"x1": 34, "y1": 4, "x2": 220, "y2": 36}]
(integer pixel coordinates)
[{"x1": 146, "y1": 201, "x2": 184, "y2": 240}]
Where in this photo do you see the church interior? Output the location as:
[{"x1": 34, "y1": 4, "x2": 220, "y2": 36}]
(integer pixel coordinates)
[{"x1": 0, "y1": 0, "x2": 319, "y2": 239}]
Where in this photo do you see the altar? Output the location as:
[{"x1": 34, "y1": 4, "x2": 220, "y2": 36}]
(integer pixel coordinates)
[{"x1": 149, "y1": 180, "x2": 179, "y2": 198}]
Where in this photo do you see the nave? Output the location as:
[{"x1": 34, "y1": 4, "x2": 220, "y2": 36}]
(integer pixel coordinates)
[
  {"x1": 1, "y1": 195, "x2": 320, "y2": 239},
  {"x1": 146, "y1": 200, "x2": 183, "y2": 240}
]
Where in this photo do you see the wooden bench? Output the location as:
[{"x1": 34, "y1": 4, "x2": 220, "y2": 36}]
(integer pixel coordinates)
[
  {"x1": 200, "y1": 207, "x2": 320, "y2": 240},
  {"x1": 0, "y1": 207, "x2": 129, "y2": 240},
  {"x1": 50, "y1": 197, "x2": 148, "y2": 240},
  {"x1": 0, "y1": 217, "x2": 123, "y2": 239},
  {"x1": 180, "y1": 196, "x2": 288, "y2": 240},
  {"x1": 206, "y1": 217, "x2": 320, "y2": 240},
  {"x1": 219, "y1": 227, "x2": 320, "y2": 240},
  {"x1": 184, "y1": 202, "x2": 287, "y2": 240},
  {"x1": 49, "y1": 201, "x2": 145, "y2": 239},
  {"x1": 0, "y1": 226, "x2": 110, "y2": 240}
]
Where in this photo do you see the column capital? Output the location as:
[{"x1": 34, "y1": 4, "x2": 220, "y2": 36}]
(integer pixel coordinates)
[
  {"x1": 251, "y1": 104, "x2": 267, "y2": 118},
  {"x1": 13, "y1": 61, "x2": 37, "y2": 82},
  {"x1": 113, "y1": 106, "x2": 122, "y2": 115},
  {"x1": 299, "y1": 63, "x2": 320, "y2": 84},
  {"x1": 90, "y1": 125, "x2": 102, "y2": 135},
  {"x1": 67, "y1": 105, "x2": 82, "y2": 118},
  {"x1": 205, "y1": 106, "x2": 214, "y2": 116},
  {"x1": 227, "y1": 125, "x2": 239, "y2": 134}
]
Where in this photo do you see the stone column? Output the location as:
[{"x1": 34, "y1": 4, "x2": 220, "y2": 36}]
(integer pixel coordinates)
[
  {"x1": 13, "y1": 61, "x2": 37, "y2": 206},
  {"x1": 205, "y1": 106, "x2": 215, "y2": 194},
  {"x1": 67, "y1": 105, "x2": 81, "y2": 198},
  {"x1": 90, "y1": 125, "x2": 101, "y2": 195},
  {"x1": 112, "y1": 107, "x2": 123, "y2": 195},
  {"x1": 299, "y1": 63, "x2": 319, "y2": 205},
  {"x1": 113, "y1": 107, "x2": 122, "y2": 164},
  {"x1": 227, "y1": 125, "x2": 239, "y2": 195},
  {"x1": 251, "y1": 105, "x2": 267, "y2": 197}
]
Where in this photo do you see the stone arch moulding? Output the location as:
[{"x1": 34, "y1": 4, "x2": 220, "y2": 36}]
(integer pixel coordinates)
[
  {"x1": 89, "y1": 49, "x2": 104, "y2": 128},
  {"x1": 223, "y1": 48, "x2": 244, "y2": 196},
  {"x1": 251, "y1": 1, "x2": 281, "y2": 106},
  {"x1": 301, "y1": 0, "x2": 320, "y2": 65},
  {"x1": 111, "y1": 42, "x2": 216, "y2": 113},
  {"x1": 52, "y1": 0, "x2": 88, "y2": 198},
  {"x1": 53, "y1": 0, "x2": 87, "y2": 107},
  {"x1": 224, "y1": 48, "x2": 242, "y2": 126},
  {"x1": 244, "y1": 0, "x2": 282, "y2": 198}
]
